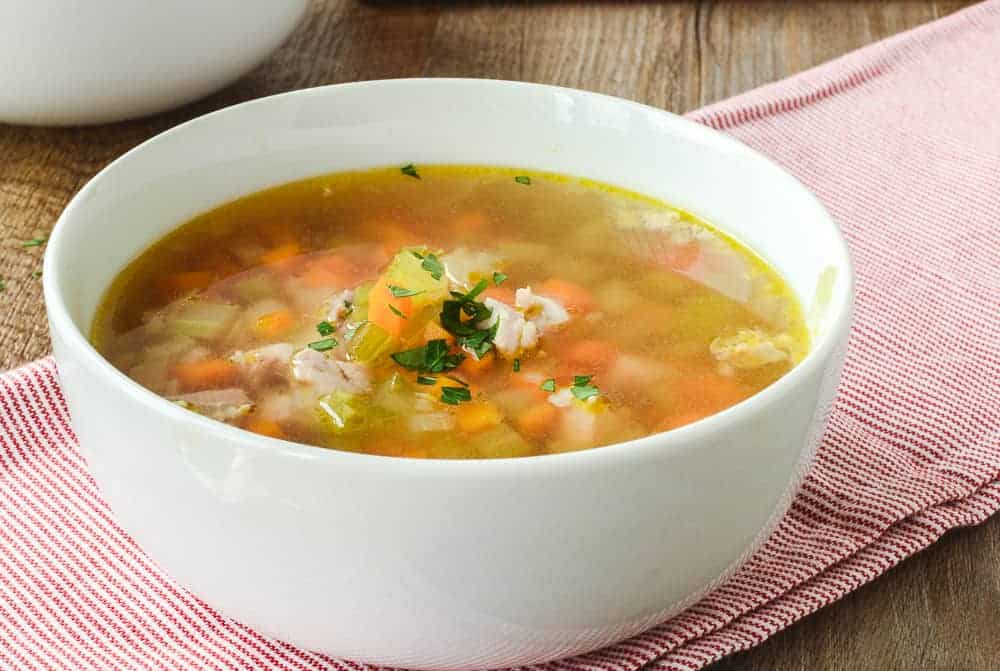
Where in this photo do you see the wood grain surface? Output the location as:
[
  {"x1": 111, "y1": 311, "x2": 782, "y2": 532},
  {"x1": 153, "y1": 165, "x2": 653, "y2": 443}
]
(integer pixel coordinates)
[{"x1": 0, "y1": 2, "x2": 994, "y2": 669}]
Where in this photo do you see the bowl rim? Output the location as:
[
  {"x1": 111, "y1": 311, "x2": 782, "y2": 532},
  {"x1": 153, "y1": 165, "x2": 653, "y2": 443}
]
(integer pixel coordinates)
[{"x1": 44, "y1": 77, "x2": 855, "y2": 473}]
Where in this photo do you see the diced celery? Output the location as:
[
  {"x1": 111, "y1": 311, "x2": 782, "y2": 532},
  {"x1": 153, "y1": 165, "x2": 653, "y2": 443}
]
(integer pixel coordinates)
[
  {"x1": 316, "y1": 390, "x2": 368, "y2": 434},
  {"x1": 169, "y1": 301, "x2": 239, "y2": 340},
  {"x1": 384, "y1": 250, "x2": 448, "y2": 307},
  {"x1": 472, "y1": 424, "x2": 533, "y2": 458},
  {"x1": 347, "y1": 321, "x2": 394, "y2": 363},
  {"x1": 350, "y1": 281, "x2": 373, "y2": 322},
  {"x1": 408, "y1": 412, "x2": 455, "y2": 433},
  {"x1": 373, "y1": 375, "x2": 415, "y2": 415},
  {"x1": 229, "y1": 272, "x2": 275, "y2": 302}
]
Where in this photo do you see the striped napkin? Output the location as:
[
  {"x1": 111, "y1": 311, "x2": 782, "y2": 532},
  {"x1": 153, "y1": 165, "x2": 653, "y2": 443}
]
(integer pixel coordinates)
[{"x1": 3, "y1": 2, "x2": 1000, "y2": 669}]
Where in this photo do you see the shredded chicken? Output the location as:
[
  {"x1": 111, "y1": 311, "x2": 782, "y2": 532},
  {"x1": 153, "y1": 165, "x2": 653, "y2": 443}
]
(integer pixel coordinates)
[
  {"x1": 515, "y1": 287, "x2": 570, "y2": 332},
  {"x1": 442, "y1": 248, "x2": 502, "y2": 288},
  {"x1": 171, "y1": 388, "x2": 254, "y2": 421},
  {"x1": 477, "y1": 298, "x2": 538, "y2": 359},
  {"x1": 324, "y1": 289, "x2": 355, "y2": 325},
  {"x1": 229, "y1": 343, "x2": 294, "y2": 381},
  {"x1": 291, "y1": 348, "x2": 371, "y2": 394},
  {"x1": 710, "y1": 329, "x2": 795, "y2": 369}
]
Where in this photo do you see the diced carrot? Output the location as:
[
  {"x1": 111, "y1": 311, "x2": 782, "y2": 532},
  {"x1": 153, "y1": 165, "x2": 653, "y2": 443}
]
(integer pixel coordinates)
[
  {"x1": 423, "y1": 321, "x2": 455, "y2": 344},
  {"x1": 455, "y1": 401, "x2": 502, "y2": 433},
  {"x1": 254, "y1": 310, "x2": 296, "y2": 339},
  {"x1": 664, "y1": 241, "x2": 700, "y2": 271},
  {"x1": 246, "y1": 418, "x2": 286, "y2": 439},
  {"x1": 174, "y1": 358, "x2": 239, "y2": 391},
  {"x1": 451, "y1": 211, "x2": 490, "y2": 236},
  {"x1": 679, "y1": 372, "x2": 751, "y2": 413},
  {"x1": 564, "y1": 339, "x2": 618, "y2": 371},
  {"x1": 516, "y1": 403, "x2": 558, "y2": 439},
  {"x1": 367, "y1": 276, "x2": 411, "y2": 338},
  {"x1": 159, "y1": 270, "x2": 214, "y2": 295},
  {"x1": 459, "y1": 349, "x2": 495, "y2": 377},
  {"x1": 538, "y1": 278, "x2": 595, "y2": 312},
  {"x1": 260, "y1": 242, "x2": 301, "y2": 266}
]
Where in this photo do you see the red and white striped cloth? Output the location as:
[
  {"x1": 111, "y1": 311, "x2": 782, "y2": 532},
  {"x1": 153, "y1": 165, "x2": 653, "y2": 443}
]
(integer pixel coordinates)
[{"x1": 3, "y1": 2, "x2": 1000, "y2": 669}]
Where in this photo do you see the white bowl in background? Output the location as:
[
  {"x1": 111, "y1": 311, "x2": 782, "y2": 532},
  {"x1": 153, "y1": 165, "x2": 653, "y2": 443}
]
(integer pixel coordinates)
[
  {"x1": 44, "y1": 79, "x2": 853, "y2": 669},
  {"x1": 0, "y1": 0, "x2": 308, "y2": 126}
]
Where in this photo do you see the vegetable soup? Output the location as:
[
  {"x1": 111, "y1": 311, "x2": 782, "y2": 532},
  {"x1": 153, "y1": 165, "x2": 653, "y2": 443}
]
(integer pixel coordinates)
[{"x1": 91, "y1": 165, "x2": 808, "y2": 459}]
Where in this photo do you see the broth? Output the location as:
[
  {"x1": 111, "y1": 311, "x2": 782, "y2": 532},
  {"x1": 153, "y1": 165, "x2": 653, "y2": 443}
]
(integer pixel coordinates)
[{"x1": 91, "y1": 165, "x2": 808, "y2": 458}]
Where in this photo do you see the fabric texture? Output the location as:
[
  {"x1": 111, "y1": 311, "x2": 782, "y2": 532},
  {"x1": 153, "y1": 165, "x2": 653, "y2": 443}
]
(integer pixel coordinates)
[{"x1": 2, "y1": 2, "x2": 1000, "y2": 668}]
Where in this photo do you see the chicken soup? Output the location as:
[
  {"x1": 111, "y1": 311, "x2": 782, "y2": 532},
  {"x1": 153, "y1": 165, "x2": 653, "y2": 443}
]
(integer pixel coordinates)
[{"x1": 91, "y1": 165, "x2": 808, "y2": 458}]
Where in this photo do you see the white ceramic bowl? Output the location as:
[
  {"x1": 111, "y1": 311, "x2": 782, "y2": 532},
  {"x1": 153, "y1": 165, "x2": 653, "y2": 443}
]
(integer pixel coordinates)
[
  {"x1": 0, "y1": 0, "x2": 308, "y2": 126},
  {"x1": 44, "y1": 79, "x2": 853, "y2": 669}
]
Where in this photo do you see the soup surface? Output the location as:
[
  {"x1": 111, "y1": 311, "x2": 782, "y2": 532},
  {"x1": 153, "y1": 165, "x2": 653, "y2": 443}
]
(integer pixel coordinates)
[{"x1": 92, "y1": 165, "x2": 808, "y2": 459}]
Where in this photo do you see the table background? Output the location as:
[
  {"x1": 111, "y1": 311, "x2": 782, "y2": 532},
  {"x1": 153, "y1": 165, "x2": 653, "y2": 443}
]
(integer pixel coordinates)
[{"x1": 1, "y1": 2, "x2": 995, "y2": 669}]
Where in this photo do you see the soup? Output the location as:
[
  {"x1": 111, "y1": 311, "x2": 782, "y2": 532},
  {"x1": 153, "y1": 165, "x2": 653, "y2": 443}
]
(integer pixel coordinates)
[{"x1": 91, "y1": 165, "x2": 808, "y2": 459}]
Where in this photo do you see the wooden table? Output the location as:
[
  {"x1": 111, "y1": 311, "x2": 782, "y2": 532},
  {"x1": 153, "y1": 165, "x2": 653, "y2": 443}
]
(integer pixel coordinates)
[{"x1": 1, "y1": 2, "x2": 995, "y2": 669}]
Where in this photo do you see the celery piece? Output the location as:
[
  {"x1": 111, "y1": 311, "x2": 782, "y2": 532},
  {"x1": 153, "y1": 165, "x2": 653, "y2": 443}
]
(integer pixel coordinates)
[
  {"x1": 350, "y1": 281, "x2": 373, "y2": 323},
  {"x1": 384, "y1": 250, "x2": 448, "y2": 308},
  {"x1": 347, "y1": 321, "x2": 394, "y2": 363},
  {"x1": 229, "y1": 272, "x2": 274, "y2": 302},
  {"x1": 316, "y1": 390, "x2": 368, "y2": 434},
  {"x1": 170, "y1": 301, "x2": 239, "y2": 340}
]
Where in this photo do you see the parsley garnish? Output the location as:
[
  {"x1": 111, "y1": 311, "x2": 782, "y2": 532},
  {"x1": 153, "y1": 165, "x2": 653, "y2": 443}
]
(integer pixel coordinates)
[
  {"x1": 0, "y1": 278, "x2": 5, "y2": 293},
  {"x1": 308, "y1": 337, "x2": 338, "y2": 352},
  {"x1": 514, "y1": 175, "x2": 531, "y2": 185},
  {"x1": 391, "y1": 339, "x2": 464, "y2": 373},
  {"x1": 441, "y1": 386, "x2": 472, "y2": 405},
  {"x1": 22, "y1": 236, "x2": 47, "y2": 248},
  {"x1": 316, "y1": 320, "x2": 335, "y2": 336},
  {"x1": 420, "y1": 253, "x2": 444, "y2": 280},
  {"x1": 388, "y1": 304, "x2": 407, "y2": 319},
  {"x1": 416, "y1": 375, "x2": 437, "y2": 386},
  {"x1": 31, "y1": 270, "x2": 42, "y2": 279},
  {"x1": 493, "y1": 271, "x2": 508, "y2": 286},
  {"x1": 401, "y1": 163, "x2": 420, "y2": 179},
  {"x1": 444, "y1": 375, "x2": 469, "y2": 387},
  {"x1": 388, "y1": 285, "x2": 424, "y2": 298},
  {"x1": 462, "y1": 320, "x2": 498, "y2": 359},
  {"x1": 570, "y1": 374, "x2": 600, "y2": 401},
  {"x1": 513, "y1": 358, "x2": 520, "y2": 372},
  {"x1": 540, "y1": 379, "x2": 556, "y2": 393}
]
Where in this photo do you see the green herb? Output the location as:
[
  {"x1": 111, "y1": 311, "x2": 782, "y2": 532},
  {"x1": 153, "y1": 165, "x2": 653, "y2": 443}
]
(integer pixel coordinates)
[
  {"x1": 416, "y1": 375, "x2": 437, "y2": 386},
  {"x1": 388, "y1": 304, "x2": 407, "y2": 319},
  {"x1": 21, "y1": 236, "x2": 47, "y2": 248},
  {"x1": 316, "y1": 320, "x2": 336, "y2": 336},
  {"x1": 514, "y1": 175, "x2": 531, "y2": 185},
  {"x1": 463, "y1": 278, "x2": 489, "y2": 301},
  {"x1": 461, "y1": 319, "x2": 498, "y2": 359},
  {"x1": 570, "y1": 385, "x2": 600, "y2": 401},
  {"x1": 0, "y1": 278, "x2": 5, "y2": 292},
  {"x1": 391, "y1": 339, "x2": 464, "y2": 373},
  {"x1": 401, "y1": 163, "x2": 420, "y2": 179},
  {"x1": 420, "y1": 253, "x2": 444, "y2": 280},
  {"x1": 440, "y1": 300, "x2": 485, "y2": 337},
  {"x1": 388, "y1": 285, "x2": 424, "y2": 298},
  {"x1": 513, "y1": 358, "x2": 520, "y2": 372},
  {"x1": 441, "y1": 386, "x2": 472, "y2": 405},
  {"x1": 493, "y1": 271, "x2": 508, "y2": 286},
  {"x1": 573, "y1": 375, "x2": 592, "y2": 386},
  {"x1": 540, "y1": 379, "x2": 556, "y2": 393},
  {"x1": 31, "y1": 270, "x2": 42, "y2": 279},
  {"x1": 308, "y1": 337, "x2": 339, "y2": 352},
  {"x1": 411, "y1": 250, "x2": 425, "y2": 259}
]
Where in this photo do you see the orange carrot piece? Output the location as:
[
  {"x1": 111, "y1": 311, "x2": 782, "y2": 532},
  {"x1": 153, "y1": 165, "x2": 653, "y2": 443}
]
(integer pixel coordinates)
[
  {"x1": 254, "y1": 310, "x2": 296, "y2": 338},
  {"x1": 367, "y1": 277, "x2": 411, "y2": 338},
  {"x1": 174, "y1": 358, "x2": 239, "y2": 391},
  {"x1": 459, "y1": 349, "x2": 495, "y2": 377},
  {"x1": 565, "y1": 339, "x2": 618, "y2": 371},
  {"x1": 260, "y1": 242, "x2": 301, "y2": 265},
  {"x1": 246, "y1": 418, "x2": 286, "y2": 439},
  {"x1": 516, "y1": 403, "x2": 558, "y2": 439},
  {"x1": 680, "y1": 372, "x2": 751, "y2": 413},
  {"x1": 455, "y1": 401, "x2": 502, "y2": 433},
  {"x1": 423, "y1": 321, "x2": 455, "y2": 344},
  {"x1": 656, "y1": 411, "x2": 707, "y2": 433},
  {"x1": 538, "y1": 278, "x2": 595, "y2": 312}
]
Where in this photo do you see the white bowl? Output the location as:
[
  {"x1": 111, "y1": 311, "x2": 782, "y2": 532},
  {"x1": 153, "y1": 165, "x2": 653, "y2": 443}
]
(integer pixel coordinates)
[
  {"x1": 0, "y1": 0, "x2": 308, "y2": 126},
  {"x1": 44, "y1": 79, "x2": 853, "y2": 669}
]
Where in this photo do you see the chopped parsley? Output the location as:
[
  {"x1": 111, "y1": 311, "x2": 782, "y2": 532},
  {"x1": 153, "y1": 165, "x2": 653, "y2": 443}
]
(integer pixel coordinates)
[
  {"x1": 316, "y1": 320, "x2": 336, "y2": 336},
  {"x1": 420, "y1": 253, "x2": 444, "y2": 280},
  {"x1": 513, "y1": 358, "x2": 520, "y2": 372},
  {"x1": 391, "y1": 339, "x2": 464, "y2": 373},
  {"x1": 416, "y1": 375, "x2": 437, "y2": 386},
  {"x1": 456, "y1": 278, "x2": 488, "y2": 302},
  {"x1": 461, "y1": 320, "x2": 498, "y2": 359},
  {"x1": 440, "y1": 280, "x2": 498, "y2": 358},
  {"x1": 388, "y1": 304, "x2": 407, "y2": 319},
  {"x1": 0, "y1": 278, "x2": 5, "y2": 293},
  {"x1": 21, "y1": 236, "x2": 47, "y2": 248},
  {"x1": 31, "y1": 270, "x2": 42, "y2": 279},
  {"x1": 493, "y1": 271, "x2": 508, "y2": 286},
  {"x1": 514, "y1": 175, "x2": 531, "y2": 185},
  {"x1": 441, "y1": 386, "x2": 472, "y2": 405},
  {"x1": 308, "y1": 337, "x2": 338, "y2": 352},
  {"x1": 400, "y1": 163, "x2": 420, "y2": 179},
  {"x1": 444, "y1": 375, "x2": 469, "y2": 387},
  {"x1": 570, "y1": 374, "x2": 600, "y2": 401},
  {"x1": 540, "y1": 379, "x2": 556, "y2": 393},
  {"x1": 388, "y1": 285, "x2": 424, "y2": 298}
]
